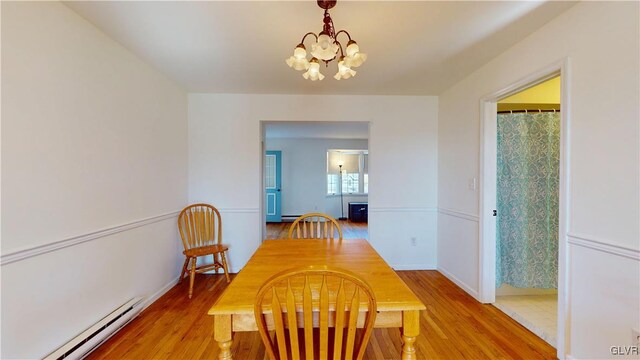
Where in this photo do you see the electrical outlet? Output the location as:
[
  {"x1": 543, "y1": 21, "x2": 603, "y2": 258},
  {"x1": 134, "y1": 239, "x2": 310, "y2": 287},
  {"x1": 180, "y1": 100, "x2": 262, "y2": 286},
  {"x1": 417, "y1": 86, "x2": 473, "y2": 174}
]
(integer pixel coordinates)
[
  {"x1": 410, "y1": 237, "x2": 417, "y2": 246},
  {"x1": 632, "y1": 328, "x2": 640, "y2": 346}
]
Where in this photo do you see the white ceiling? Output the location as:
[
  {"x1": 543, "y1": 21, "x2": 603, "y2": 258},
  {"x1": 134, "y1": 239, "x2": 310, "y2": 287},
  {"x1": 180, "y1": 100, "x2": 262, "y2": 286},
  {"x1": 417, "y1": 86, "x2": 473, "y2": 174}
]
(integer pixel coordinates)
[
  {"x1": 265, "y1": 122, "x2": 368, "y2": 139},
  {"x1": 65, "y1": 1, "x2": 575, "y2": 95}
]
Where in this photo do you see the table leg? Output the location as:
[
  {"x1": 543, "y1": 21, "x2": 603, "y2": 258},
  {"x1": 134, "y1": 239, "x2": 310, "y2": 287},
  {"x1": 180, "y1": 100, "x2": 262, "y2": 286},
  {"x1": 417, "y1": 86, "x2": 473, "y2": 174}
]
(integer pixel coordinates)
[
  {"x1": 215, "y1": 314, "x2": 233, "y2": 360},
  {"x1": 401, "y1": 310, "x2": 420, "y2": 360}
]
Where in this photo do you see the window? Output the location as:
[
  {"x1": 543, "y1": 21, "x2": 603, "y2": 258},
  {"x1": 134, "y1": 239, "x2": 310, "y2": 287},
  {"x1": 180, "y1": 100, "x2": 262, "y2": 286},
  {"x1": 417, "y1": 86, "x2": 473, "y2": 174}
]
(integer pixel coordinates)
[
  {"x1": 363, "y1": 174, "x2": 369, "y2": 194},
  {"x1": 342, "y1": 173, "x2": 359, "y2": 193},
  {"x1": 265, "y1": 154, "x2": 276, "y2": 189},
  {"x1": 327, "y1": 174, "x2": 339, "y2": 194},
  {"x1": 327, "y1": 150, "x2": 368, "y2": 195}
]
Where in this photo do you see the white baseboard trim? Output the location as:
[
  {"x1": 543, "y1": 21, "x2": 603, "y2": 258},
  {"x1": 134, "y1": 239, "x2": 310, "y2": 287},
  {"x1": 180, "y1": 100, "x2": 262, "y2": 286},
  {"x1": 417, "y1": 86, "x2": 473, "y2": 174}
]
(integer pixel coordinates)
[
  {"x1": 208, "y1": 267, "x2": 242, "y2": 274},
  {"x1": 565, "y1": 355, "x2": 575, "y2": 360},
  {"x1": 1, "y1": 210, "x2": 180, "y2": 266},
  {"x1": 568, "y1": 233, "x2": 639, "y2": 261},
  {"x1": 438, "y1": 207, "x2": 479, "y2": 222},
  {"x1": 392, "y1": 264, "x2": 437, "y2": 271},
  {"x1": 142, "y1": 276, "x2": 180, "y2": 310},
  {"x1": 203, "y1": 265, "x2": 242, "y2": 274},
  {"x1": 437, "y1": 266, "x2": 480, "y2": 300},
  {"x1": 79, "y1": 275, "x2": 181, "y2": 360}
]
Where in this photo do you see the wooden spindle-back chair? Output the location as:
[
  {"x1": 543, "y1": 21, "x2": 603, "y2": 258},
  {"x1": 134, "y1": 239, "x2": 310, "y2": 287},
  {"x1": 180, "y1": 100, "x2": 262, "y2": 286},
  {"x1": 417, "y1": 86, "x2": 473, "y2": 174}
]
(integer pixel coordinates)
[
  {"x1": 177, "y1": 203, "x2": 230, "y2": 299},
  {"x1": 287, "y1": 213, "x2": 343, "y2": 241},
  {"x1": 254, "y1": 265, "x2": 377, "y2": 360}
]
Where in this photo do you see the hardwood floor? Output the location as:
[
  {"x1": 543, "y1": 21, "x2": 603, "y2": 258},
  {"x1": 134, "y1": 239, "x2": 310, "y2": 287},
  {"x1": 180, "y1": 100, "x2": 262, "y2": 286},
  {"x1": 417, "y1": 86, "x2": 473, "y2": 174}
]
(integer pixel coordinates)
[
  {"x1": 87, "y1": 270, "x2": 556, "y2": 359},
  {"x1": 265, "y1": 220, "x2": 368, "y2": 240}
]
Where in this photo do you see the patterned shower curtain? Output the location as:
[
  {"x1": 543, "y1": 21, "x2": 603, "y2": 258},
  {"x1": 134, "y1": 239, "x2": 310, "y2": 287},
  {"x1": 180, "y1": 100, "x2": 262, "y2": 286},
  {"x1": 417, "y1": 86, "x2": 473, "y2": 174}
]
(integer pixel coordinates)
[{"x1": 496, "y1": 112, "x2": 560, "y2": 289}]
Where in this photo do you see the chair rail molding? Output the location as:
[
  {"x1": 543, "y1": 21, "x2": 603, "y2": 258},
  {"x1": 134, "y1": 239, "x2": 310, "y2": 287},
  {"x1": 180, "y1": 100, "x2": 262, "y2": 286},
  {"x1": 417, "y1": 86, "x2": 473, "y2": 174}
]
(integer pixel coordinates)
[
  {"x1": 568, "y1": 233, "x2": 640, "y2": 261},
  {"x1": 367, "y1": 206, "x2": 436, "y2": 213},
  {"x1": 217, "y1": 208, "x2": 260, "y2": 213},
  {"x1": 438, "y1": 207, "x2": 480, "y2": 222},
  {"x1": 1, "y1": 210, "x2": 181, "y2": 266}
]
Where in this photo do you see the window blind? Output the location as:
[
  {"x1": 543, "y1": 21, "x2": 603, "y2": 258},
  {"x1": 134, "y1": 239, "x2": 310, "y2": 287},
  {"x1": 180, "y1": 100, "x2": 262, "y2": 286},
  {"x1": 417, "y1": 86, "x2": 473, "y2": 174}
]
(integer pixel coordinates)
[{"x1": 327, "y1": 151, "x2": 360, "y2": 174}]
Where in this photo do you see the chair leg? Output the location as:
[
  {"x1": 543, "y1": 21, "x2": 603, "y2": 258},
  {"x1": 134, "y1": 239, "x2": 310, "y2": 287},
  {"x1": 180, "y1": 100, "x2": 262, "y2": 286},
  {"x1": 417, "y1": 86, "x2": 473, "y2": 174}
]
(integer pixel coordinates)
[
  {"x1": 213, "y1": 253, "x2": 220, "y2": 274},
  {"x1": 220, "y1": 251, "x2": 231, "y2": 283},
  {"x1": 188, "y1": 257, "x2": 197, "y2": 299},
  {"x1": 178, "y1": 257, "x2": 189, "y2": 284}
]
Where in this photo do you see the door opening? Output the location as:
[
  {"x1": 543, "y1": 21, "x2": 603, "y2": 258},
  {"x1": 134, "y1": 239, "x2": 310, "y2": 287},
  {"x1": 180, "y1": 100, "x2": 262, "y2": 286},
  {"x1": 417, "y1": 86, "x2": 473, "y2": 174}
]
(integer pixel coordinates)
[
  {"x1": 261, "y1": 121, "x2": 370, "y2": 241},
  {"x1": 493, "y1": 76, "x2": 560, "y2": 348},
  {"x1": 479, "y1": 59, "x2": 570, "y2": 359}
]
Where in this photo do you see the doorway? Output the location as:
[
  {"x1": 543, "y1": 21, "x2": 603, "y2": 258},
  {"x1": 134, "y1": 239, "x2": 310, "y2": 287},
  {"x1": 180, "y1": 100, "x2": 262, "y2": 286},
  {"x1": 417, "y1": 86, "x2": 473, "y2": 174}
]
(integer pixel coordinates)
[
  {"x1": 478, "y1": 59, "x2": 570, "y2": 358},
  {"x1": 493, "y1": 76, "x2": 561, "y2": 347},
  {"x1": 261, "y1": 121, "x2": 370, "y2": 240}
]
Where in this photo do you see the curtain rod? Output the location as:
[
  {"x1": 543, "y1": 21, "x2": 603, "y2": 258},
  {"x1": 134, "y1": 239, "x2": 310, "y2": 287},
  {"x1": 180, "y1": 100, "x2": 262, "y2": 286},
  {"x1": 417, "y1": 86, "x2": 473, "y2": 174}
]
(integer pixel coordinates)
[{"x1": 497, "y1": 109, "x2": 560, "y2": 114}]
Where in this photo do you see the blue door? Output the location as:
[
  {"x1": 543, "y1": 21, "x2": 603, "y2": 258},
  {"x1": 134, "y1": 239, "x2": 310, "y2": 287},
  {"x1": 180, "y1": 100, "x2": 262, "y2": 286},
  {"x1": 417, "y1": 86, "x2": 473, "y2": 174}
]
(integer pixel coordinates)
[{"x1": 265, "y1": 151, "x2": 282, "y2": 222}]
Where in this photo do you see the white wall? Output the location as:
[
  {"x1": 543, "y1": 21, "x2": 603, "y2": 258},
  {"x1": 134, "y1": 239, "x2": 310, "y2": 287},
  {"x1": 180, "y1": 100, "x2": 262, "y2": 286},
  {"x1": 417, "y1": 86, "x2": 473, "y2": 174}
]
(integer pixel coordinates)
[
  {"x1": 1, "y1": 2, "x2": 188, "y2": 358},
  {"x1": 265, "y1": 138, "x2": 368, "y2": 219},
  {"x1": 189, "y1": 94, "x2": 438, "y2": 271},
  {"x1": 437, "y1": 2, "x2": 639, "y2": 359}
]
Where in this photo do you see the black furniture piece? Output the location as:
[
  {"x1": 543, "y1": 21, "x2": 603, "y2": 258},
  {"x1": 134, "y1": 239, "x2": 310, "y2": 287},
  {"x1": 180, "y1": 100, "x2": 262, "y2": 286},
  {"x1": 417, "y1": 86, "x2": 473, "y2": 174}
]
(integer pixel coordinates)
[{"x1": 348, "y1": 202, "x2": 368, "y2": 222}]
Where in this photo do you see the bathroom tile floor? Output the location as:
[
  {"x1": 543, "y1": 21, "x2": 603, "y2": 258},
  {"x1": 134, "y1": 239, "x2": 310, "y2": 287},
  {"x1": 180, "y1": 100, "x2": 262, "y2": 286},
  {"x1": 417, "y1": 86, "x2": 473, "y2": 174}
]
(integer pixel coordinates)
[{"x1": 493, "y1": 295, "x2": 558, "y2": 347}]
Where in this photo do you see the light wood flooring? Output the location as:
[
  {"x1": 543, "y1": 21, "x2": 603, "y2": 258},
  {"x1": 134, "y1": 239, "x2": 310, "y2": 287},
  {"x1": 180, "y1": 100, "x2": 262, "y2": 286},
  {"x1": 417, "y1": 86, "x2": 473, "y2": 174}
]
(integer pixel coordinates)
[
  {"x1": 87, "y1": 269, "x2": 556, "y2": 359},
  {"x1": 265, "y1": 220, "x2": 368, "y2": 240}
]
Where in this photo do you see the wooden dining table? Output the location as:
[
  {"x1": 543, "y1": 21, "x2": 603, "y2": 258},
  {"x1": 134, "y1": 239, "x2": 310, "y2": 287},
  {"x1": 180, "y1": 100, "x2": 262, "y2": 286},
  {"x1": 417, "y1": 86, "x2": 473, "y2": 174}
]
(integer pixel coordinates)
[{"x1": 208, "y1": 238, "x2": 426, "y2": 359}]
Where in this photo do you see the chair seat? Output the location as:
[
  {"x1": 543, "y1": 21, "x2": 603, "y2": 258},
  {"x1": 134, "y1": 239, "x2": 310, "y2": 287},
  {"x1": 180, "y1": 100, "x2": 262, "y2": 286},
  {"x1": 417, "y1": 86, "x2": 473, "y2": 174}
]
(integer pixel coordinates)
[{"x1": 183, "y1": 244, "x2": 229, "y2": 257}]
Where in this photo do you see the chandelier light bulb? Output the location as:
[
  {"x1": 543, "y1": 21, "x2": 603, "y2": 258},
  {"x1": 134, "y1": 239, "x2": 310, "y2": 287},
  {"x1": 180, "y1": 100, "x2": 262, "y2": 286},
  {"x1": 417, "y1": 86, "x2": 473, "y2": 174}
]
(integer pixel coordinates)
[
  {"x1": 334, "y1": 57, "x2": 356, "y2": 80},
  {"x1": 302, "y1": 58, "x2": 325, "y2": 81},
  {"x1": 344, "y1": 40, "x2": 367, "y2": 68},
  {"x1": 285, "y1": 44, "x2": 310, "y2": 71},
  {"x1": 311, "y1": 34, "x2": 339, "y2": 61}
]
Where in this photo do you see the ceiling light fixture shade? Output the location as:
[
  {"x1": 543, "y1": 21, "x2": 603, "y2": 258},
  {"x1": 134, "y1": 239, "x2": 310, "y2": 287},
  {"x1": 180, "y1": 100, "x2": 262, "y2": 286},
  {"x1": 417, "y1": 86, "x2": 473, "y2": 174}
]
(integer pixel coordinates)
[
  {"x1": 302, "y1": 58, "x2": 325, "y2": 81},
  {"x1": 344, "y1": 40, "x2": 367, "y2": 68},
  {"x1": 311, "y1": 34, "x2": 339, "y2": 60},
  {"x1": 286, "y1": 0, "x2": 366, "y2": 81},
  {"x1": 334, "y1": 57, "x2": 356, "y2": 80},
  {"x1": 285, "y1": 44, "x2": 310, "y2": 71}
]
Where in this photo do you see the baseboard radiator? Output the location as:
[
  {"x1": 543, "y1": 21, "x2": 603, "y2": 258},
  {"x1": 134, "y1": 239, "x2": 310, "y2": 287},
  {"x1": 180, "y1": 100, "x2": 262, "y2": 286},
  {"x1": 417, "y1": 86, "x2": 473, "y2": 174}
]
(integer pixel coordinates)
[
  {"x1": 45, "y1": 297, "x2": 144, "y2": 360},
  {"x1": 281, "y1": 214, "x2": 301, "y2": 222}
]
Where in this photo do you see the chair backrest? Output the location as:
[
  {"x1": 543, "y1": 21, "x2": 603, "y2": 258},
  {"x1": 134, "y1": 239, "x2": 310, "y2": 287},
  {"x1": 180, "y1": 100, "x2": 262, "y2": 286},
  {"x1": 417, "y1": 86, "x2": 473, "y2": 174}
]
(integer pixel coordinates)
[
  {"x1": 254, "y1": 266, "x2": 377, "y2": 360},
  {"x1": 177, "y1": 203, "x2": 222, "y2": 251},
  {"x1": 287, "y1": 213, "x2": 343, "y2": 240}
]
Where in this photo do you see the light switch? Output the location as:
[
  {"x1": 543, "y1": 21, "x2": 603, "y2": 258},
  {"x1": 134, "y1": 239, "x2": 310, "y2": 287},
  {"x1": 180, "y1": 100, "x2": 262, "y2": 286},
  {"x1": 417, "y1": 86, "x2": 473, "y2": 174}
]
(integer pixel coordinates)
[{"x1": 468, "y1": 177, "x2": 477, "y2": 191}]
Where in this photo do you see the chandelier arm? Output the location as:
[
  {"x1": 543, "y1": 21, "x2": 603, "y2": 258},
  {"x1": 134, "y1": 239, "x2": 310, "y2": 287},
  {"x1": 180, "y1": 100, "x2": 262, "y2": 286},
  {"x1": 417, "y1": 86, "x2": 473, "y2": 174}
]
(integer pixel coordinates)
[
  {"x1": 300, "y1": 32, "x2": 319, "y2": 45},
  {"x1": 335, "y1": 40, "x2": 345, "y2": 58},
  {"x1": 334, "y1": 30, "x2": 352, "y2": 42}
]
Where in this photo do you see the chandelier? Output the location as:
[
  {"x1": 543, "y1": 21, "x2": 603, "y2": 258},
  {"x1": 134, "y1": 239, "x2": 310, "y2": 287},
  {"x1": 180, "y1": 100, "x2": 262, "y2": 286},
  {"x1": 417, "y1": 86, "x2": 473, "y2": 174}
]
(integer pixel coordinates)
[{"x1": 285, "y1": 0, "x2": 367, "y2": 81}]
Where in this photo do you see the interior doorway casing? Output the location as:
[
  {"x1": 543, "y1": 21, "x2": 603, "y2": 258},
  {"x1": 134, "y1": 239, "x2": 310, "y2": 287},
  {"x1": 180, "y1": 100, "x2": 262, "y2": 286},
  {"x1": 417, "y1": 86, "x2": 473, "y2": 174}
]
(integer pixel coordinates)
[
  {"x1": 478, "y1": 58, "x2": 571, "y2": 359},
  {"x1": 259, "y1": 120, "x2": 371, "y2": 239}
]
